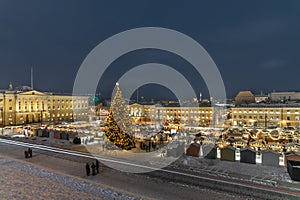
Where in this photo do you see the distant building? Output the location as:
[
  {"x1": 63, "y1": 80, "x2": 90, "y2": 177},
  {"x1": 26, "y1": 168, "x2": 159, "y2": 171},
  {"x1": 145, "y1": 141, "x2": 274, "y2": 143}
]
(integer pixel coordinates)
[
  {"x1": 231, "y1": 104, "x2": 300, "y2": 128},
  {"x1": 89, "y1": 104, "x2": 109, "y2": 122},
  {"x1": 234, "y1": 91, "x2": 255, "y2": 106},
  {"x1": 0, "y1": 86, "x2": 89, "y2": 126},
  {"x1": 128, "y1": 103, "x2": 214, "y2": 126},
  {"x1": 269, "y1": 92, "x2": 300, "y2": 102},
  {"x1": 255, "y1": 94, "x2": 268, "y2": 103}
]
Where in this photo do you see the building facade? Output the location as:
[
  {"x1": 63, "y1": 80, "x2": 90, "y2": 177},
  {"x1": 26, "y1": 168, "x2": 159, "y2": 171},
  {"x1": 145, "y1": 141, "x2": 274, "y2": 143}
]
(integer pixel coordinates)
[
  {"x1": 234, "y1": 91, "x2": 255, "y2": 106},
  {"x1": 129, "y1": 103, "x2": 215, "y2": 126},
  {"x1": 231, "y1": 105, "x2": 300, "y2": 128},
  {"x1": 0, "y1": 89, "x2": 89, "y2": 126},
  {"x1": 99, "y1": 103, "x2": 300, "y2": 128},
  {"x1": 269, "y1": 92, "x2": 300, "y2": 102}
]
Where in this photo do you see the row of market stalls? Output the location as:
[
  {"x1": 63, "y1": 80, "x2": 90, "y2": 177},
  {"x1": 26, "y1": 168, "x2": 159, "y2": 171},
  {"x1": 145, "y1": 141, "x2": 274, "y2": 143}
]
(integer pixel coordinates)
[
  {"x1": 186, "y1": 143, "x2": 300, "y2": 181},
  {"x1": 33, "y1": 128, "x2": 97, "y2": 145},
  {"x1": 218, "y1": 128, "x2": 300, "y2": 152},
  {"x1": 34, "y1": 129, "x2": 76, "y2": 140}
]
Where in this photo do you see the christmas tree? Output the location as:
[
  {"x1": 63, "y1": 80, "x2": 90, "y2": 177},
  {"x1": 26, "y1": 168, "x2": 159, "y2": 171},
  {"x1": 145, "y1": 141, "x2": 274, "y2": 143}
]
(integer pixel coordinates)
[{"x1": 105, "y1": 83, "x2": 135, "y2": 150}]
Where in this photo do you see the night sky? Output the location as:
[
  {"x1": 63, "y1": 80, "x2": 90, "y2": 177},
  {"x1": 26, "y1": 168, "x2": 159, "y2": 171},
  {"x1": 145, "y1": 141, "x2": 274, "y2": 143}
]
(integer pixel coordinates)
[{"x1": 0, "y1": 1, "x2": 300, "y2": 100}]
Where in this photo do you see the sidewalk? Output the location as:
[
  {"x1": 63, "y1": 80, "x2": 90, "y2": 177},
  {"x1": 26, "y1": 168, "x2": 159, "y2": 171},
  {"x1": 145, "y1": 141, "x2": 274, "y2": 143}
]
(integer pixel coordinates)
[
  {"x1": 0, "y1": 142, "x2": 252, "y2": 200},
  {"x1": 0, "y1": 143, "x2": 143, "y2": 200},
  {"x1": 0, "y1": 158, "x2": 102, "y2": 200}
]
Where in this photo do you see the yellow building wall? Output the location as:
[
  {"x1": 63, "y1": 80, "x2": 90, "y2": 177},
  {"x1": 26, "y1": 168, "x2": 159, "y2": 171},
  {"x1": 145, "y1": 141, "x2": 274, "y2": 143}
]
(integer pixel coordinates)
[
  {"x1": 231, "y1": 107, "x2": 300, "y2": 128},
  {"x1": 0, "y1": 91, "x2": 89, "y2": 126}
]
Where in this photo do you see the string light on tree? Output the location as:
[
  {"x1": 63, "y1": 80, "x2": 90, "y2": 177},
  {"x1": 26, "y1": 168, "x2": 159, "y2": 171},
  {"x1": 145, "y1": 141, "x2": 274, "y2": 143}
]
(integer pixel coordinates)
[{"x1": 105, "y1": 82, "x2": 135, "y2": 150}]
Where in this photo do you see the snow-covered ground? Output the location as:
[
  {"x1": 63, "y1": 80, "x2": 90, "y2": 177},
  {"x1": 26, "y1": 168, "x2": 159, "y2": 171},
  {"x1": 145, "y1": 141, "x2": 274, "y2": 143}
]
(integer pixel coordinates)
[
  {"x1": 172, "y1": 155, "x2": 300, "y2": 189},
  {"x1": 0, "y1": 157, "x2": 138, "y2": 200}
]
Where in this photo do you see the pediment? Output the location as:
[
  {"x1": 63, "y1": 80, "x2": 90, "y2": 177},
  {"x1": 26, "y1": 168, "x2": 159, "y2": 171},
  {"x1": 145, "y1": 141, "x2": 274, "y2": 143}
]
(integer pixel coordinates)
[
  {"x1": 130, "y1": 103, "x2": 143, "y2": 108},
  {"x1": 19, "y1": 90, "x2": 47, "y2": 96}
]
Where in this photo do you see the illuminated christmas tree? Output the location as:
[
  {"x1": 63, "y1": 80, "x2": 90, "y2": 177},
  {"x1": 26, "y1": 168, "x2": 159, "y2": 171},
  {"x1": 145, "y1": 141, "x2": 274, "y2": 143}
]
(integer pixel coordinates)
[{"x1": 105, "y1": 83, "x2": 135, "y2": 150}]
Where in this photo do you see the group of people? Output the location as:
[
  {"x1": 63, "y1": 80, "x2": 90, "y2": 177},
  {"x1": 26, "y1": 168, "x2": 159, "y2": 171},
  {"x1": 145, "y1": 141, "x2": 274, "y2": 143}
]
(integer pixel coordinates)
[
  {"x1": 85, "y1": 160, "x2": 100, "y2": 176},
  {"x1": 24, "y1": 148, "x2": 32, "y2": 158}
]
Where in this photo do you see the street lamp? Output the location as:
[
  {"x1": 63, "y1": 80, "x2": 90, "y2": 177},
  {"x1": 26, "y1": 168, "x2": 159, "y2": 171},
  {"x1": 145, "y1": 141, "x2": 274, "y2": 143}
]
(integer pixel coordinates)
[
  {"x1": 0, "y1": 108, "x2": 3, "y2": 135},
  {"x1": 265, "y1": 112, "x2": 268, "y2": 129},
  {"x1": 40, "y1": 110, "x2": 45, "y2": 125}
]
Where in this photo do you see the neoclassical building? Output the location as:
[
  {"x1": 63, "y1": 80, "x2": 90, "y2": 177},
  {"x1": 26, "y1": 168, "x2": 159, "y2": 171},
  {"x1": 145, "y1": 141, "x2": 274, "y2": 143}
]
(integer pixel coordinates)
[
  {"x1": 0, "y1": 87, "x2": 89, "y2": 126},
  {"x1": 129, "y1": 103, "x2": 215, "y2": 126},
  {"x1": 231, "y1": 105, "x2": 300, "y2": 128}
]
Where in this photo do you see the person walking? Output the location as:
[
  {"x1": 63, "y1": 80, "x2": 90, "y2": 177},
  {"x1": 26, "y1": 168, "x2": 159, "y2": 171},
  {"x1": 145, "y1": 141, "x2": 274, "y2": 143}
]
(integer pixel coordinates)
[
  {"x1": 91, "y1": 162, "x2": 96, "y2": 176},
  {"x1": 85, "y1": 163, "x2": 90, "y2": 176},
  {"x1": 95, "y1": 160, "x2": 99, "y2": 174}
]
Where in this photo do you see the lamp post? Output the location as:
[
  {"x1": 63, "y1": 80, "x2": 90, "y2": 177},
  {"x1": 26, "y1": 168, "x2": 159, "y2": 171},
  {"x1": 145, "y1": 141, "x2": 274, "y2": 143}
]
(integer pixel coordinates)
[
  {"x1": 0, "y1": 108, "x2": 3, "y2": 135},
  {"x1": 265, "y1": 112, "x2": 268, "y2": 129},
  {"x1": 40, "y1": 110, "x2": 45, "y2": 125}
]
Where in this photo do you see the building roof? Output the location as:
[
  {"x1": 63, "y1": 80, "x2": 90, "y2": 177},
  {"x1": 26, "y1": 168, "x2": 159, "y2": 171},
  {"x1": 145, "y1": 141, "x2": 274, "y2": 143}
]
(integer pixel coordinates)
[
  {"x1": 0, "y1": 88, "x2": 89, "y2": 98},
  {"x1": 222, "y1": 145, "x2": 236, "y2": 151},
  {"x1": 240, "y1": 147, "x2": 256, "y2": 153},
  {"x1": 236, "y1": 102, "x2": 300, "y2": 108},
  {"x1": 236, "y1": 91, "x2": 254, "y2": 97},
  {"x1": 270, "y1": 91, "x2": 300, "y2": 95},
  {"x1": 261, "y1": 150, "x2": 280, "y2": 155}
]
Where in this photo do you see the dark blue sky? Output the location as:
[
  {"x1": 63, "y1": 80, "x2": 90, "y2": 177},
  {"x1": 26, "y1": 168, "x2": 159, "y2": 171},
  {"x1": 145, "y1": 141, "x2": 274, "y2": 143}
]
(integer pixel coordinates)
[{"x1": 0, "y1": 1, "x2": 300, "y2": 100}]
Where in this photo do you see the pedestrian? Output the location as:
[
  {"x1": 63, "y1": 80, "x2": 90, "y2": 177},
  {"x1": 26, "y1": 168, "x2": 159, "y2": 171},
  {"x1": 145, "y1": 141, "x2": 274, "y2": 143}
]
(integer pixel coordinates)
[
  {"x1": 24, "y1": 151, "x2": 29, "y2": 158},
  {"x1": 28, "y1": 148, "x2": 32, "y2": 158},
  {"x1": 95, "y1": 160, "x2": 99, "y2": 174},
  {"x1": 85, "y1": 163, "x2": 90, "y2": 176},
  {"x1": 91, "y1": 162, "x2": 96, "y2": 176}
]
